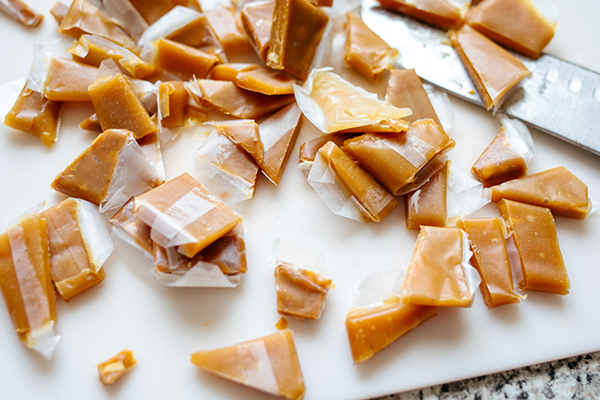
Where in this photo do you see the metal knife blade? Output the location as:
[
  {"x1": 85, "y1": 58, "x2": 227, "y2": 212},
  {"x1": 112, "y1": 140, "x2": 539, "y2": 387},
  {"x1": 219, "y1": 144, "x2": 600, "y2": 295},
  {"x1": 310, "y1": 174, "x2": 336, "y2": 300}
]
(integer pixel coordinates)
[{"x1": 361, "y1": 0, "x2": 600, "y2": 156}]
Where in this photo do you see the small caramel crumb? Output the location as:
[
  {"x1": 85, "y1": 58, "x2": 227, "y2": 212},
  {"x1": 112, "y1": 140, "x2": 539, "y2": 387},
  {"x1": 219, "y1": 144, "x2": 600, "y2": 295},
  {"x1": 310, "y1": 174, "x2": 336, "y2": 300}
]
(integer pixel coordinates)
[
  {"x1": 275, "y1": 316, "x2": 289, "y2": 330},
  {"x1": 205, "y1": 322, "x2": 210, "y2": 326},
  {"x1": 98, "y1": 349, "x2": 137, "y2": 385},
  {"x1": 331, "y1": 283, "x2": 336, "y2": 289}
]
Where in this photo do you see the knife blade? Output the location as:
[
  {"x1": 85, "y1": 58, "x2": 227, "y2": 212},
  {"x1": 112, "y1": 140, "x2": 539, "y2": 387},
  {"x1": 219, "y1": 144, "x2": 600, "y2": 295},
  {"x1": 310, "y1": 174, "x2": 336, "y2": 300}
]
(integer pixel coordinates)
[{"x1": 360, "y1": 0, "x2": 600, "y2": 156}]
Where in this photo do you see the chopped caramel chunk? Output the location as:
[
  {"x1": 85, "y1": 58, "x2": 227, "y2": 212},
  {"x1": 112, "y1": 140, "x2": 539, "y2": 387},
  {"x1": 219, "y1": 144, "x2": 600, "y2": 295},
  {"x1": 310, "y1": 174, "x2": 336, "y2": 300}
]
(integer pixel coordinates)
[
  {"x1": 50, "y1": 1, "x2": 68, "y2": 24},
  {"x1": 241, "y1": 1, "x2": 274, "y2": 61},
  {"x1": 275, "y1": 261, "x2": 332, "y2": 320},
  {"x1": 191, "y1": 329, "x2": 305, "y2": 400},
  {"x1": 162, "y1": 11, "x2": 225, "y2": 62},
  {"x1": 402, "y1": 226, "x2": 473, "y2": 307},
  {"x1": 80, "y1": 113, "x2": 102, "y2": 132},
  {"x1": 158, "y1": 81, "x2": 189, "y2": 129},
  {"x1": 44, "y1": 57, "x2": 99, "y2": 102},
  {"x1": 491, "y1": 167, "x2": 591, "y2": 219},
  {"x1": 129, "y1": 0, "x2": 201, "y2": 24},
  {"x1": 346, "y1": 295, "x2": 438, "y2": 363},
  {"x1": 344, "y1": 13, "x2": 399, "y2": 82},
  {"x1": 406, "y1": 161, "x2": 448, "y2": 230},
  {"x1": 498, "y1": 199, "x2": 569, "y2": 295},
  {"x1": 0, "y1": 0, "x2": 43, "y2": 26},
  {"x1": 205, "y1": 6, "x2": 249, "y2": 50},
  {"x1": 471, "y1": 126, "x2": 527, "y2": 187},
  {"x1": 275, "y1": 316, "x2": 289, "y2": 330},
  {"x1": 267, "y1": 0, "x2": 329, "y2": 81},
  {"x1": 386, "y1": 69, "x2": 441, "y2": 126},
  {"x1": 215, "y1": 119, "x2": 264, "y2": 164},
  {"x1": 466, "y1": 0, "x2": 555, "y2": 59},
  {"x1": 98, "y1": 349, "x2": 137, "y2": 385},
  {"x1": 450, "y1": 24, "x2": 531, "y2": 111},
  {"x1": 377, "y1": 0, "x2": 463, "y2": 30},
  {"x1": 210, "y1": 63, "x2": 296, "y2": 95},
  {"x1": 151, "y1": 38, "x2": 218, "y2": 81},
  {"x1": 110, "y1": 197, "x2": 153, "y2": 254},
  {"x1": 457, "y1": 218, "x2": 522, "y2": 308},
  {"x1": 299, "y1": 133, "x2": 360, "y2": 164}
]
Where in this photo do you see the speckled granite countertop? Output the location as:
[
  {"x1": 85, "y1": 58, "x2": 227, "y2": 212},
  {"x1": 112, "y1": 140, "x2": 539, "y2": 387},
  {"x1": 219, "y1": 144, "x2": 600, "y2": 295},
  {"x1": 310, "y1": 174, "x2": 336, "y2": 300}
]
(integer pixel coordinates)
[{"x1": 376, "y1": 351, "x2": 600, "y2": 400}]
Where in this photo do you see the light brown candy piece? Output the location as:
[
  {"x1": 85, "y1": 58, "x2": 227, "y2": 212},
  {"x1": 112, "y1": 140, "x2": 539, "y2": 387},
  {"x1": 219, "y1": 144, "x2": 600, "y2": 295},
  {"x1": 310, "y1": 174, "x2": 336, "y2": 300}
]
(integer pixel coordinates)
[
  {"x1": 128, "y1": 0, "x2": 201, "y2": 24},
  {"x1": 158, "y1": 81, "x2": 189, "y2": 129},
  {"x1": 98, "y1": 349, "x2": 137, "y2": 385},
  {"x1": 498, "y1": 199, "x2": 569, "y2": 295},
  {"x1": 267, "y1": 0, "x2": 329, "y2": 81},
  {"x1": 466, "y1": 0, "x2": 555, "y2": 59},
  {"x1": 163, "y1": 12, "x2": 225, "y2": 63},
  {"x1": 402, "y1": 226, "x2": 473, "y2": 307},
  {"x1": 405, "y1": 161, "x2": 448, "y2": 230},
  {"x1": 3, "y1": 84, "x2": 62, "y2": 147},
  {"x1": 205, "y1": 6, "x2": 249, "y2": 50},
  {"x1": 386, "y1": 69, "x2": 441, "y2": 126},
  {"x1": 44, "y1": 57, "x2": 99, "y2": 102},
  {"x1": 210, "y1": 63, "x2": 296, "y2": 95},
  {"x1": 88, "y1": 72, "x2": 158, "y2": 139},
  {"x1": 80, "y1": 113, "x2": 102, "y2": 132},
  {"x1": 191, "y1": 329, "x2": 305, "y2": 400},
  {"x1": 241, "y1": 1, "x2": 274, "y2": 61},
  {"x1": 0, "y1": 0, "x2": 43, "y2": 26},
  {"x1": 342, "y1": 119, "x2": 454, "y2": 196},
  {"x1": 346, "y1": 295, "x2": 438, "y2": 363},
  {"x1": 275, "y1": 261, "x2": 332, "y2": 320},
  {"x1": 151, "y1": 38, "x2": 218, "y2": 81},
  {"x1": 344, "y1": 13, "x2": 399, "y2": 82},
  {"x1": 275, "y1": 317, "x2": 289, "y2": 330},
  {"x1": 110, "y1": 197, "x2": 153, "y2": 254},
  {"x1": 450, "y1": 24, "x2": 531, "y2": 111},
  {"x1": 50, "y1": 1, "x2": 68, "y2": 24},
  {"x1": 215, "y1": 119, "x2": 264, "y2": 164},
  {"x1": 377, "y1": 0, "x2": 463, "y2": 29},
  {"x1": 299, "y1": 133, "x2": 360, "y2": 164},
  {"x1": 457, "y1": 218, "x2": 522, "y2": 308},
  {"x1": 471, "y1": 126, "x2": 527, "y2": 187},
  {"x1": 491, "y1": 167, "x2": 592, "y2": 219}
]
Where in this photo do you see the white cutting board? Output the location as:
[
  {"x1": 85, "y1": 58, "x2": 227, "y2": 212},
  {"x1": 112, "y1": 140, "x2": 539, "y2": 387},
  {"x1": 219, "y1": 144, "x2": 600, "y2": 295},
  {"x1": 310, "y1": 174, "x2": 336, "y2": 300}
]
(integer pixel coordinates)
[{"x1": 0, "y1": 1, "x2": 599, "y2": 399}]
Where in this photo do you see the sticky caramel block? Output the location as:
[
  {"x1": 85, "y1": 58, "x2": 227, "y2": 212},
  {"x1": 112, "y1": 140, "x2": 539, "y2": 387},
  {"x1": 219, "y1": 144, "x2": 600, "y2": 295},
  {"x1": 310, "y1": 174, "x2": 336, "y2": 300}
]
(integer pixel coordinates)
[
  {"x1": 215, "y1": 120, "x2": 264, "y2": 164},
  {"x1": 187, "y1": 79, "x2": 295, "y2": 119},
  {"x1": 241, "y1": 1, "x2": 275, "y2": 61},
  {"x1": 0, "y1": 212, "x2": 59, "y2": 359},
  {"x1": 346, "y1": 295, "x2": 438, "y2": 363},
  {"x1": 472, "y1": 126, "x2": 527, "y2": 187},
  {"x1": 406, "y1": 161, "x2": 448, "y2": 230},
  {"x1": 498, "y1": 199, "x2": 569, "y2": 295},
  {"x1": 299, "y1": 133, "x2": 360, "y2": 164},
  {"x1": 88, "y1": 72, "x2": 158, "y2": 138},
  {"x1": 210, "y1": 63, "x2": 296, "y2": 95},
  {"x1": 134, "y1": 173, "x2": 242, "y2": 258},
  {"x1": 0, "y1": 0, "x2": 43, "y2": 26},
  {"x1": 150, "y1": 38, "x2": 218, "y2": 81},
  {"x1": 386, "y1": 69, "x2": 441, "y2": 126},
  {"x1": 491, "y1": 167, "x2": 591, "y2": 219},
  {"x1": 377, "y1": 0, "x2": 463, "y2": 30},
  {"x1": 129, "y1": 0, "x2": 201, "y2": 24},
  {"x1": 110, "y1": 198, "x2": 153, "y2": 254},
  {"x1": 267, "y1": 0, "x2": 329, "y2": 81},
  {"x1": 98, "y1": 349, "x2": 137, "y2": 385},
  {"x1": 458, "y1": 218, "x2": 522, "y2": 308},
  {"x1": 44, "y1": 57, "x2": 100, "y2": 102},
  {"x1": 3, "y1": 83, "x2": 62, "y2": 147},
  {"x1": 58, "y1": 0, "x2": 137, "y2": 52},
  {"x1": 191, "y1": 329, "x2": 305, "y2": 400},
  {"x1": 467, "y1": 0, "x2": 555, "y2": 59},
  {"x1": 316, "y1": 141, "x2": 398, "y2": 222},
  {"x1": 80, "y1": 113, "x2": 102, "y2": 132},
  {"x1": 42, "y1": 198, "x2": 114, "y2": 301},
  {"x1": 275, "y1": 261, "x2": 332, "y2": 320},
  {"x1": 450, "y1": 24, "x2": 531, "y2": 111},
  {"x1": 344, "y1": 13, "x2": 399, "y2": 82},
  {"x1": 342, "y1": 119, "x2": 454, "y2": 196},
  {"x1": 205, "y1": 6, "x2": 249, "y2": 50},
  {"x1": 402, "y1": 226, "x2": 473, "y2": 307}
]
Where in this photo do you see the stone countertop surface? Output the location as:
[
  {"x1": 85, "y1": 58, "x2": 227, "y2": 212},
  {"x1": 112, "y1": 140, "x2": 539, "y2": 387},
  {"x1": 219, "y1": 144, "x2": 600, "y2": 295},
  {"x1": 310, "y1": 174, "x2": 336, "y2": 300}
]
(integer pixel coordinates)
[{"x1": 376, "y1": 351, "x2": 600, "y2": 400}]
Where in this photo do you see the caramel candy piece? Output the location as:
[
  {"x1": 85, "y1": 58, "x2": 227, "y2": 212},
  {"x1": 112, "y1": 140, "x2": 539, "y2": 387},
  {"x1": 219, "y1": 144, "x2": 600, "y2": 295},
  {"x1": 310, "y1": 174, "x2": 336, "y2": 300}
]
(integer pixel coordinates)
[
  {"x1": 299, "y1": 133, "x2": 360, "y2": 164},
  {"x1": 110, "y1": 197, "x2": 153, "y2": 254},
  {"x1": 158, "y1": 81, "x2": 189, "y2": 129},
  {"x1": 491, "y1": 167, "x2": 592, "y2": 219},
  {"x1": 402, "y1": 226, "x2": 473, "y2": 307},
  {"x1": 344, "y1": 13, "x2": 399, "y2": 82},
  {"x1": 458, "y1": 218, "x2": 522, "y2": 308},
  {"x1": 0, "y1": 213, "x2": 59, "y2": 359},
  {"x1": 377, "y1": 0, "x2": 463, "y2": 30},
  {"x1": 346, "y1": 295, "x2": 438, "y2": 363},
  {"x1": 210, "y1": 63, "x2": 296, "y2": 95},
  {"x1": 466, "y1": 0, "x2": 555, "y2": 59},
  {"x1": 200, "y1": 224, "x2": 247, "y2": 276},
  {"x1": 241, "y1": 1, "x2": 274, "y2": 61},
  {"x1": 450, "y1": 24, "x2": 531, "y2": 111},
  {"x1": 41, "y1": 198, "x2": 113, "y2": 301},
  {"x1": 58, "y1": 0, "x2": 137, "y2": 52},
  {"x1": 129, "y1": 0, "x2": 201, "y2": 24},
  {"x1": 498, "y1": 199, "x2": 569, "y2": 295},
  {"x1": 187, "y1": 79, "x2": 295, "y2": 119},
  {"x1": 215, "y1": 119, "x2": 264, "y2": 164},
  {"x1": 151, "y1": 38, "x2": 218, "y2": 81},
  {"x1": 191, "y1": 329, "x2": 305, "y2": 400},
  {"x1": 342, "y1": 119, "x2": 454, "y2": 196},
  {"x1": 205, "y1": 6, "x2": 249, "y2": 50},
  {"x1": 4, "y1": 83, "x2": 62, "y2": 147},
  {"x1": 0, "y1": 0, "x2": 43, "y2": 26},
  {"x1": 275, "y1": 317, "x2": 288, "y2": 330},
  {"x1": 386, "y1": 69, "x2": 441, "y2": 126},
  {"x1": 80, "y1": 113, "x2": 102, "y2": 132},
  {"x1": 134, "y1": 173, "x2": 242, "y2": 258},
  {"x1": 471, "y1": 126, "x2": 527, "y2": 187},
  {"x1": 275, "y1": 261, "x2": 332, "y2": 320},
  {"x1": 98, "y1": 349, "x2": 137, "y2": 385},
  {"x1": 267, "y1": 0, "x2": 329, "y2": 81},
  {"x1": 67, "y1": 35, "x2": 157, "y2": 79},
  {"x1": 317, "y1": 141, "x2": 398, "y2": 222},
  {"x1": 50, "y1": 1, "x2": 68, "y2": 24},
  {"x1": 406, "y1": 161, "x2": 448, "y2": 230},
  {"x1": 44, "y1": 57, "x2": 99, "y2": 102},
  {"x1": 88, "y1": 73, "x2": 158, "y2": 139},
  {"x1": 163, "y1": 11, "x2": 225, "y2": 62}
]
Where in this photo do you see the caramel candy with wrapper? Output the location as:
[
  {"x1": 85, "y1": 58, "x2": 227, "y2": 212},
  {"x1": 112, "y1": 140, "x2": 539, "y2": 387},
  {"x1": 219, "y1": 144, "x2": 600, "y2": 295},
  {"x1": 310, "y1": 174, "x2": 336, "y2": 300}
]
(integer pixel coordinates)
[{"x1": 98, "y1": 349, "x2": 137, "y2": 385}]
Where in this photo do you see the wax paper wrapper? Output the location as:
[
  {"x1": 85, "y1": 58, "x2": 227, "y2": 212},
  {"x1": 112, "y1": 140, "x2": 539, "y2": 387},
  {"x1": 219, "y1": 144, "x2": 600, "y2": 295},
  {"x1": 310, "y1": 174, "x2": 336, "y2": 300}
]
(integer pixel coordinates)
[
  {"x1": 498, "y1": 114, "x2": 536, "y2": 163},
  {"x1": 446, "y1": 167, "x2": 492, "y2": 225}
]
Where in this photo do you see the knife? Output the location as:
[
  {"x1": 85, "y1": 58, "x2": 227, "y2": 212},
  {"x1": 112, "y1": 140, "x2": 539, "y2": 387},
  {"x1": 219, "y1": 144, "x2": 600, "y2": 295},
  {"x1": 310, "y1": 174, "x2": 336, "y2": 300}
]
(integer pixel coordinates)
[{"x1": 360, "y1": 0, "x2": 600, "y2": 156}]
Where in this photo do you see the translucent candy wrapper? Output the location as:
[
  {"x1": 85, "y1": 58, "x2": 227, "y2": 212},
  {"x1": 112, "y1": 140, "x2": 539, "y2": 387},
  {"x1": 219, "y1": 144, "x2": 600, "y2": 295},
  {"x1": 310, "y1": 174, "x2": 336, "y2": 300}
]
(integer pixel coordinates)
[
  {"x1": 98, "y1": 0, "x2": 149, "y2": 40},
  {"x1": 352, "y1": 267, "x2": 405, "y2": 309},
  {"x1": 138, "y1": 6, "x2": 200, "y2": 46},
  {"x1": 424, "y1": 83, "x2": 454, "y2": 133},
  {"x1": 498, "y1": 114, "x2": 536, "y2": 163},
  {"x1": 0, "y1": 78, "x2": 26, "y2": 123},
  {"x1": 446, "y1": 167, "x2": 492, "y2": 225},
  {"x1": 293, "y1": 68, "x2": 411, "y2": 134},
  {"x1": 268, "y1": 238, "x2": 328, "y2": 275}
]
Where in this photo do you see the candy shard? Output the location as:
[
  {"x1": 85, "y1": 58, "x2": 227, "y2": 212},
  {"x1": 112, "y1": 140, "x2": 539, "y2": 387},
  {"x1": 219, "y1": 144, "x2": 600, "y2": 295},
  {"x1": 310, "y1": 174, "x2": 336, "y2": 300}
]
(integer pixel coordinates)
[
  {"x1": 376, "y1": 0, "x2": 464, "y2": 30},
  {"x1": 191, "y1": 329, "x2": 305, "y2": 400},
  {"x1": 98, "y1": 349, "x2": 137, "y2": 385}
]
